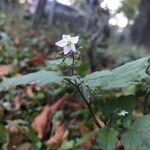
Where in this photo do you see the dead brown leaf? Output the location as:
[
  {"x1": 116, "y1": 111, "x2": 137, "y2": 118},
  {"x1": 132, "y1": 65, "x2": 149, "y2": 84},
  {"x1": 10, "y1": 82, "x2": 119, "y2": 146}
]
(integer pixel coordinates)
[
  {"x1": 79, "y1": 122, "x2": 94, "y2": 149},
  {"x1": 13, "y1": 37, "x2": 20, "y2": 48},
  {"x1": 0, "y1": 65, "x2": 12, "y2": 78},
  {"x1": 64, "y1": 100, "x2": 82, "y2": 109},
  {"x1": 14, "y1": 95, "x2": 22, "y2": 111},
  {"x1": 27, "y1": 54, "x2": 45, "y2": 66},
  {"x1": 16, "y1": 142, "x2": 32, "y2": 150},
  {"x1": 93, "y1": 116, "x2": 106, "y2": 129},
  {"x1": 31, "y1": 93, "x2": 71, "y2": 139},
  {"x1": 116, "y1": 141, "x2": 124, "y2": 150},
  {"x1": 133, "y1": 110, "x2": 143, "y2": 117},
  {"x1": 45, "y1": 121, "x2": 69, "y2": 147},
  {"x1": 25, "y1": 85, "x2": 35, "y2": 98},
  {"x1": 5, "y1": 126, "x2": 25, "y2": 150}
]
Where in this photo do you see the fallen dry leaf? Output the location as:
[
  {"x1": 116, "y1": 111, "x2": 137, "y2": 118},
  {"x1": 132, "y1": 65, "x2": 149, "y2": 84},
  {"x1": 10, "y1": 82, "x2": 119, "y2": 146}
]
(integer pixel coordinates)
[
  {"x1": 32, "y1": 93, "x2": 71, "y2": 139},
  {"x1": 16, "y1": 142, "x2": 32, "y2": 150},
  {"x1": 25, "y1": 85, "x2": 35, "y2": 98},
  {"x1": 14, "y1": 95, "x2": 22, "y2": 110},
  {"x1": 45, "y1": 121, "x2": 69, "y2": 147},
  {"x1": 5, "y1": 126, "x2": 25, "y2": 150},
  {"x1": 79, "y1": 122, "x2": 94, "y2": 149},
  {"x1": 32, "y1": 104, "x2": 51, "y2": 139},
  {"x1": 133, "y1": 110, "x2": 143, "y2": 117},
  {"x1": 0, "y1": 65, "x2": 12, "y2": 78},
  {"x1": 93, "y1": 116, "x2": 106, "y2": 128},
  {"x1": 64, "y1": 100, "x2": 82, "y2": 109},
  {"x1": 13, "y1": 37, "x2": 20, "y2": 47},
  {"x1": 116, "y1": 140, "x2": 124, "y2": 150},
  {"x1": 62, "y1": 129, "x2": 69, "y2": 141},
  {"x1": 27, "y1": 54, "x2": 46, "y2": 66}
]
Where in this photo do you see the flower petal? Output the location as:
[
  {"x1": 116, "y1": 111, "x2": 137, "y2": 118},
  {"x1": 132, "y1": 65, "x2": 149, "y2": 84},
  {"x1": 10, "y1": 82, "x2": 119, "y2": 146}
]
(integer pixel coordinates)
[
  {"x1": 118, "y1": 110, "x2": 128, "y2": 116},
  {"x1": 70, "y1": 44, "x2": 76, "y2": 52},
  {"x1": 55, "y1": 39, "x2": 66, "y2": 47},
  {"x1": 62, "y1": 35, "x2": 71, "y2": 41},
  {"x1": 63, "y1": 46, "x2": 71, "y2": 55},
  {"x1": 71, "y1": 36, "x2": 79, "y2": 44}
]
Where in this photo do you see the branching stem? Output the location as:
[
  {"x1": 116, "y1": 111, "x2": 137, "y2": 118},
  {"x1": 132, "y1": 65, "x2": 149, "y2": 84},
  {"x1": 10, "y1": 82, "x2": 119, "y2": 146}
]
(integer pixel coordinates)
[{"x1": 66, "y1": 79, "x2": 101, "y2": 128}]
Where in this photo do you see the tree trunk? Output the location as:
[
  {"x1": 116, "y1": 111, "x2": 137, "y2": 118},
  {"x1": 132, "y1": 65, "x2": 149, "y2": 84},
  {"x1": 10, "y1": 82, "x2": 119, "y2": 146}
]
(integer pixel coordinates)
[
  {"x1": 33, "y1": 0, "x2": 47, "y2": 26},
  {"x1": 131, "y1": 0, "x2": 150, "y2": 47},
  {"x1": 84, "y1": 0, "x2": 99, "y2": 29},
  {"x1": 87, "y1": 5, "x2": 110, "y2": 72},
  {"x1": 47, "y1": 0, "x2": 56, "y2": 25},
  {"x1": 0, "y1": 0, "x2": 9, "y2": 9}
]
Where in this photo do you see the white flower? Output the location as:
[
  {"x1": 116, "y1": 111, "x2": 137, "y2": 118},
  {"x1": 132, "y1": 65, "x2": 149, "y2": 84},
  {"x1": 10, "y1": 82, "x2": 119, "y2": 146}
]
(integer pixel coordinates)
[
  {"x1": 118, "y1": 110, "x2": 128, "y2": 116},
  {"x1": 2, "y1": 102, "x2": 11, "y2": 111},
  {"x1": 55, "y1": 34, "x2": 79, "y2": 55}
]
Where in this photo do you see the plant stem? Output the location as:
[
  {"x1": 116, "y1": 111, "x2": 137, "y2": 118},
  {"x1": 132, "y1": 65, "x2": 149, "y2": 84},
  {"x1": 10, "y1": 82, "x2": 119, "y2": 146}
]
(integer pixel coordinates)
[
  {"x1": 107, "y1": 113, "x2": 114, "y2": 128},
  {"x1": 66, "y1": 79, "x2": 101, "y2": 128},
  {"x1": 71, "y1": 53, "x2": 75, "y2": 75},
  {"x1": 62, "y1": 54, "x2": 69, "y2": 62},
  {"x1": 77, "y1": 86, "x2": 101, "y2": 128}
]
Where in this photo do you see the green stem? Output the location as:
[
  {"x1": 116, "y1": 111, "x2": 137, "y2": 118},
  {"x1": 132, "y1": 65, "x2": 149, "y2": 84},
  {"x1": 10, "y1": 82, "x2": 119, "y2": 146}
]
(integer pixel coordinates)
[
  {"x1": 71, "y1": 53, "x2": 75, "y2": 75},
  {"x1": 66, "y1": 79, "x2": 101, "y2": 128},
  {"x1": 107, "y1": 113, "x2": 114, "y2": 128}
]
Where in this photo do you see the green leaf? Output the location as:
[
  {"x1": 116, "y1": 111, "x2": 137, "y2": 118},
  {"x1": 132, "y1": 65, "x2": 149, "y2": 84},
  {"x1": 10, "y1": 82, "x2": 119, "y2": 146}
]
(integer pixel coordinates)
[
  {"x1": 122, "y1": 115, "x2": 150, "y2": 150},
  {"x1": 0, "y1": 32, "x2": 16, "y2": 55},
  {"x1": 0, "y1": 57, "x2": 149, "y2": 92},
  {"x1": 76, "y1": 62, "x2": 88, "y2": 77},
  {"x1": 60, "y1": 130, "x2": 97, "y2": 150},
  {"x1": 60, "y1": 140, "x2": 75, "y2": 150},
  {"x1": 97, "y1": 128, "x2": 118, "y2": 150},
  {"x1": 0, "y1": 77, "x2": 16, "y2": 91},
  {"x1": 84, "y1": 57, "x2": 149, "y2": 90},
  {"x1": 26, "y1": 128, "x2": 42, "y2": 150},
  {"x1": 0, "y1": 124, "x2": 8, "y2": 143},
  {"x1": 102, "y1": 96, "x2": 134, "y2": 114},
  {"x1": 48, "y1": 58, "x2": 72, "y2": 66},
  {"x1": 75, "y1": 130, "x2": 97, "y2": 147},
  {"x1": 0, "y1": 70, "x2": 64, "y2": 91},
  {"x1": 84, "y1": 70, "x2": 113, "y2": 83}
]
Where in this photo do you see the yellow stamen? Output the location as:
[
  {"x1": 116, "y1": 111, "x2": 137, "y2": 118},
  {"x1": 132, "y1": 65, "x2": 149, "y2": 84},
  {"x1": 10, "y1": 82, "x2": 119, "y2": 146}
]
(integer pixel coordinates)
[{"x1": 66, "y1": 41, "x2": 71, "y2": 46}]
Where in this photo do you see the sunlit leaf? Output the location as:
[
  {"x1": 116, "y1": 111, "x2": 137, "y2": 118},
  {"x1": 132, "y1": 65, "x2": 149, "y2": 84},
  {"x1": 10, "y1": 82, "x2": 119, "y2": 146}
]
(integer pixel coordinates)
[
  {"x1": 84, "y1": 57, "x2": 149, "y2": 90},
  {"x1": 0, "y1": 70, "x2": 64, "y2": 91}
]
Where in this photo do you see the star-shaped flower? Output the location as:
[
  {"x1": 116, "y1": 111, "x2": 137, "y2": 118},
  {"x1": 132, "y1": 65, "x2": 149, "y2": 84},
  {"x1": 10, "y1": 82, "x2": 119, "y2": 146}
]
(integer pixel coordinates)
[
  {"x1": 118, "y1": 110, "x2": 128, "y2": 116},
  {"x1": 55, "y1": 34, "x2": 79, "y2": 55}
]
